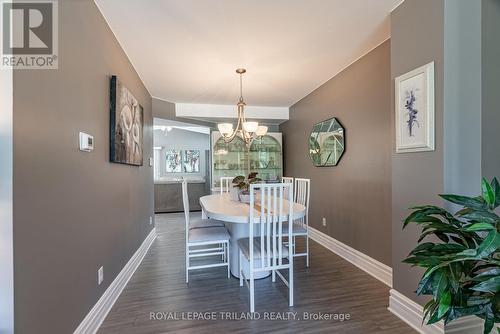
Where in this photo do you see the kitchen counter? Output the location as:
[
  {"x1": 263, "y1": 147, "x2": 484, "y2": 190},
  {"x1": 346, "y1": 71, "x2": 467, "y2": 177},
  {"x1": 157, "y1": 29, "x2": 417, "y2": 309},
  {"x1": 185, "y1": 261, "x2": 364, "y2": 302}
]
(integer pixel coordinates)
[{"x1": 154, "y1": 178, "x2": 209, "y2": 213}]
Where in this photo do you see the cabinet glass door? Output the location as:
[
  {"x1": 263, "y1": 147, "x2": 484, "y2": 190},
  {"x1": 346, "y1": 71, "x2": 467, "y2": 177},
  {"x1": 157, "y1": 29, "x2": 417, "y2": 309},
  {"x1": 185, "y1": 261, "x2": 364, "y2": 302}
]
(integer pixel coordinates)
[
  {"x1": 212, "y1": 136, "x2": 248, "y2": 188},
  {"x1": 249, "y1": 135, "x2": 282, "y2": 183}
]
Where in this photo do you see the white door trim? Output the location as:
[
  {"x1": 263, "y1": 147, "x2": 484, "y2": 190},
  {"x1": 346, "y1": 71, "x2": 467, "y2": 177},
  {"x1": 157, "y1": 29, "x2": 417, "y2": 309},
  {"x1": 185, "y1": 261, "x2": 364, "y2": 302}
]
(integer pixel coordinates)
[{"x1": 0, "y1": 48, "x2": 14, "y2": 334}]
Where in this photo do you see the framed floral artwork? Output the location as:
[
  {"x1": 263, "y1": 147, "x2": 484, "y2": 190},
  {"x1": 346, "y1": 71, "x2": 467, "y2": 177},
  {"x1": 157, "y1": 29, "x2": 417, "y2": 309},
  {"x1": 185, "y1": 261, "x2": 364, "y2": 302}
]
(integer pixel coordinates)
[{"x1": 395, "y1": 62, "x2": 435, "y2": 153}]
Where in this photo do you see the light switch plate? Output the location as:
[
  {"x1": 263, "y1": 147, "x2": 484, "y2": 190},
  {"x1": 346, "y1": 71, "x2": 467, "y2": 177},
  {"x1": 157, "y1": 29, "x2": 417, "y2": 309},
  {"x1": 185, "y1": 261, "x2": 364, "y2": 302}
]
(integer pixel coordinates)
[
  {"x1": 79, "y1": 132, "x2": 94, "y2": 152},
  {"x1": 98, "y1": 266, "x2": 103, "y2": 285},
  {"x1": 322, "y1": 218, "x2": 327, "y2": 226},
  {"x1": 149, "y1": 157, "x2": 154, "y2": 167}
]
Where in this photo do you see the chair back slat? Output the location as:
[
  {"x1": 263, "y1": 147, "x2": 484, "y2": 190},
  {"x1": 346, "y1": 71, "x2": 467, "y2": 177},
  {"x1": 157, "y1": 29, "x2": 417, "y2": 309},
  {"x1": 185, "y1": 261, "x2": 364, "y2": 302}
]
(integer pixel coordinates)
[
  {"x1": 282, "y1": 177, "x2": 294, "y2": 200},
  {"x1": 249, "y1": 183, "x2": 293, "y2": 269},
  {"x1": 181, "y1": 179, "x2": 190, "y2": 238},
  {"x1": 294, "y1": 178, "x2": 310, "y2": 226},
  {"x1": 220, "y1": 177, "x2": 233, "y2": 194}
]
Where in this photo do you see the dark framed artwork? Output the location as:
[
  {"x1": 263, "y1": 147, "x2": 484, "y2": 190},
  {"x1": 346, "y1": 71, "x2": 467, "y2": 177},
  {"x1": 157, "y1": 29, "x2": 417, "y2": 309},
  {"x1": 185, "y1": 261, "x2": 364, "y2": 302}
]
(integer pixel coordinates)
[{"x1": 109, "y1": 75, "x2": 144, "y2": 166}]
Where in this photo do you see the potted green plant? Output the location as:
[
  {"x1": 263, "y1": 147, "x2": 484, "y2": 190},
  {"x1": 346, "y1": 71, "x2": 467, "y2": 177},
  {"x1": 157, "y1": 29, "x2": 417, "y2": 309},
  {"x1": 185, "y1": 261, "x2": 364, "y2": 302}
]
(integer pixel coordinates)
[
  {"x1": 403, "y1": 178, "x2": 500, "y2": 333},
  {"x1": 232, "y1": 172, "x2": 262, "y2": 203}
]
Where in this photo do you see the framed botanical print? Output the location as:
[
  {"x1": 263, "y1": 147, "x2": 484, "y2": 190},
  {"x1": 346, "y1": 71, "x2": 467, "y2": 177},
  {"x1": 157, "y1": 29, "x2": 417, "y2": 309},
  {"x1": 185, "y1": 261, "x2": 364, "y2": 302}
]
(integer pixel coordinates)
[
  {"x1": 395, "y1": 62, "x2": 435, "y2": 153},
  {"x1": 165, "y1": 149, "x2": 182, "y2": 173},
  {"x1": 183, "y1": 150, "x2": 200, "y2": 173}
]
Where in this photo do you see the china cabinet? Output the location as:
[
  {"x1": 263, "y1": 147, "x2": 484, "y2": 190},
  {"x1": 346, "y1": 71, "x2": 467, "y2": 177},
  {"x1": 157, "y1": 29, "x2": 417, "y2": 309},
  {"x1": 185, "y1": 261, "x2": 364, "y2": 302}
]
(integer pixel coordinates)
[{"x1": 211, "y1": 131, "x2": 282, "y2": 190}]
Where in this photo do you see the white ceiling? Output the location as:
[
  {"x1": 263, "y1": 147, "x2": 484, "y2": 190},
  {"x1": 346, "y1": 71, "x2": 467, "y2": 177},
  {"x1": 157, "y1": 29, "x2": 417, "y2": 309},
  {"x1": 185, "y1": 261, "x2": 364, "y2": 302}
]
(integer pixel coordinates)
[{"x1": 95, "y1": 0, "x2": 401, "y2": 107}]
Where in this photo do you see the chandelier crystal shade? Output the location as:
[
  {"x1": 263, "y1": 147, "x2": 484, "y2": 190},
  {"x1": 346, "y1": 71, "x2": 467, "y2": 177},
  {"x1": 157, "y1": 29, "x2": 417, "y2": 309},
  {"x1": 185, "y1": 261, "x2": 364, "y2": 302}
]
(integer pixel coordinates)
[{"x1": 217, "y1": 69, "x2": 268, "y2": 146}]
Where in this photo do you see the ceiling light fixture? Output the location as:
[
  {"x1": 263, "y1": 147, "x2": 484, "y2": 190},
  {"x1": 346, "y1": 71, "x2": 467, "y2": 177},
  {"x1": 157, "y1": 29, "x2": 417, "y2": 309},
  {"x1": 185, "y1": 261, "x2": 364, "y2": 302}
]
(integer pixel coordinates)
[{"x1": 217, "y1": 69, "x2": 268, "y2": 146}]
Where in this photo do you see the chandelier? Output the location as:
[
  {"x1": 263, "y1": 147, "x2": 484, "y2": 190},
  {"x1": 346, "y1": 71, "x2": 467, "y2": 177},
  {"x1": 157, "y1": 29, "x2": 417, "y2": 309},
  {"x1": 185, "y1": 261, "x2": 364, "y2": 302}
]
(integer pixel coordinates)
[{"x1": 217, "y1": 68, "x2": 268, "y2": 146}]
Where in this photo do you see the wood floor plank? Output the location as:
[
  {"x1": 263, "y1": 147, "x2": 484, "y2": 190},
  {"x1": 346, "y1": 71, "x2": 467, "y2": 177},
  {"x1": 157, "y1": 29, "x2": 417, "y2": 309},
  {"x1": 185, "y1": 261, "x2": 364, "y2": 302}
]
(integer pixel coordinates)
[{"x1": 98, "y1": 213, "x2": 415, "y2": 334}]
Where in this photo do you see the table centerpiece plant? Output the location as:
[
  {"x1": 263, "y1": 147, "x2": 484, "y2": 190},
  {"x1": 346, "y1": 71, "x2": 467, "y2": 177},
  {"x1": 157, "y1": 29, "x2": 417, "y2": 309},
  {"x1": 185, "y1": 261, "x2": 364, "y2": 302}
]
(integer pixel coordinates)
[
  {"x1": 403, "y1": 177, "x2": 500, "y2": 334},
  {"x1": 232, "y1": 172, "x2": 262, "y2": 203}
]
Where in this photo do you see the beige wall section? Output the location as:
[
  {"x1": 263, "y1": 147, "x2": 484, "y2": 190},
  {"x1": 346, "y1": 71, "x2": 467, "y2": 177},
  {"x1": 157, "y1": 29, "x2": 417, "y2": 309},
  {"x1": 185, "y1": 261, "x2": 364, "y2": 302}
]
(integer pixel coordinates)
[
  {"x1": 13, "y1": 1, "x2": 153, "y2": 333},
  {"x1": 280, "y1": 41, "x2": 392, "y2": 266},
  {"x1": 391, "y1": 0, "x2": 445, "y2": 305}
]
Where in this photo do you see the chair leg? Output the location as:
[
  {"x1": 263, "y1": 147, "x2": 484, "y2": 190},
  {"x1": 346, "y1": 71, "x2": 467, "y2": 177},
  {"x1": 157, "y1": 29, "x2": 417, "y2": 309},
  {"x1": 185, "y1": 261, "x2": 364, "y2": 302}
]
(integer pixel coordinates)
[
  {"x1": 293, "y1": 236, "x2": 296, "y2": 256},
  {"x1": 239, "y1": 249, "x2": 243, "y2": 287},
  {"x1": 289, "y1": 262, "x2": 294, "y2": 307},
  {"x1": 185, "y1": 244, "x2": 189, "y2": 284},
  {"x1": 306, "y1": 234, "x2": 310, "y2": 267},
  {"x1": 272, "y1": 269, "x2": 276, "y2": 283},
  {"x1": 249, "y1": 271, "x2": 255, "y2": 313},
  {"x1": 226, "y1": 242, "x2": 230, "y2": 279}
]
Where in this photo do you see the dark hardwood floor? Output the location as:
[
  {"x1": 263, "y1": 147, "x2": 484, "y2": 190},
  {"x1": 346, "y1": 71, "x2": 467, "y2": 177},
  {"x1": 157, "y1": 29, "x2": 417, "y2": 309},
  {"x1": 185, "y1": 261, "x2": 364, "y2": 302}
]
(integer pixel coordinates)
[{"x1": 98, "y1": 213, "x2": 415, "y2": 334}]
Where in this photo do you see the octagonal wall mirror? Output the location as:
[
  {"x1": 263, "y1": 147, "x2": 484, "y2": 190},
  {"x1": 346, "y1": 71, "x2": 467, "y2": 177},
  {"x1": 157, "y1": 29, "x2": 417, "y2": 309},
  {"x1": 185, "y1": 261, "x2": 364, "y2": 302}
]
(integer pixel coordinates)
[{"x1": 309, "y1": 118, "x2": 345, "y2": 167}]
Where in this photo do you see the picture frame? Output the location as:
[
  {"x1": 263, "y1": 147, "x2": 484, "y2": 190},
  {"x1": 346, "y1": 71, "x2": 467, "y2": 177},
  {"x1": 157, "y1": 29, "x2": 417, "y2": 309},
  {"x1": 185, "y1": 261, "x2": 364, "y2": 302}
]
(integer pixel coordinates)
[
  {"x1": 183, "y1": 150, "x2": 200, "y2": 173},
  {"x1": 165, "y1": 149, "x2": 182, "y2": 173},
  {"x1": 109, "y1": 75, "x2": 144, "y2": 165},
  {"x1": 395, "y1": 61, "x2": 435, "y2": 153}
]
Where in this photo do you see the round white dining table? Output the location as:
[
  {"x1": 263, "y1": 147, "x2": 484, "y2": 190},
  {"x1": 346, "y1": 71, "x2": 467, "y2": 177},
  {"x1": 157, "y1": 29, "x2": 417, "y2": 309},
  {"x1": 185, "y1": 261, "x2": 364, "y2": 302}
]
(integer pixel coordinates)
[{"x1": 199, "y1": 193, "x2": 307, "y2": 279}]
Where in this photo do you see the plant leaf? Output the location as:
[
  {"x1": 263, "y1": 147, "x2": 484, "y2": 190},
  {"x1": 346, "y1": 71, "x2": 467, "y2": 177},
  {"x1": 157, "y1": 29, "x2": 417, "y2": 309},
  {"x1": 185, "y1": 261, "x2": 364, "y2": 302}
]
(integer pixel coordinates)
[
  {"x1": 491, "y1": 177, "x2": 500, "y2": 209},
  {"x1": 482, "y1": 177, "x2": 496, "y2": 208},
  {"x1": 483, "y1": 304, "x2": 494, "y2": 334},
  {"x1": 437, "y1": 291, "x2": 452, "y2": 319},
  {"x1": 440, "y1": 194, "x2": 488, "y2": 210},
  {"x1": 476, "y1": 231, "x2": 500, "y2": 258},
  {"x1": 417, "y1": 272, "x2": 436, "y2": 295},
  {"x1": 471, "y1": 276, "x2": 500, "y2": 293},
  {"x1": 445, "y1": 304, "x2": 487, "y2": 324},
  {"x1": 475, "y1": 268, "x2": 500, "y2": 279},
  {"x1": 465, "y1": 223, "x2": 496, "y2": 232},
  {"x1": 460, "y1": 210, "x2": 499, "y2": 223},
  {"x1": 247, "y1": 172, "x2": 258, "y2": 180},
  {"x1": 434, "y1": 269, "x2": 448, "y2": 300},
  {"x1": 232, "y1": 175, "x2": 245, "y2": 184},
  {"x1": 409, "y1": 242, "x2": 435, "y2": 256}
]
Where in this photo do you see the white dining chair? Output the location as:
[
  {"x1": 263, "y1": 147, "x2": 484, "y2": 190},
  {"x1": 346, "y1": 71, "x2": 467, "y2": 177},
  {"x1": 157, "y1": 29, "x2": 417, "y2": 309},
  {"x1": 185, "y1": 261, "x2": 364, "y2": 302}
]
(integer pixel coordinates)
[
  {"x1": 182, "y1": 180, "x2": 230, "y2": 283},
  {"x1": 220, "y1": 176, "x2": 233, "y2": 194},
  {"x1": 238, "y1": 183, "x2": 294, "y2": 312},
  {"x1": 183, "y1": 178, "x2": 225, "y2": 230},
  {"x1": 285, "y1": 178, "x2": 310, "y2": 267},
  {"x1": 282, "y1": 177, "x2": 294, "y2": 200}
]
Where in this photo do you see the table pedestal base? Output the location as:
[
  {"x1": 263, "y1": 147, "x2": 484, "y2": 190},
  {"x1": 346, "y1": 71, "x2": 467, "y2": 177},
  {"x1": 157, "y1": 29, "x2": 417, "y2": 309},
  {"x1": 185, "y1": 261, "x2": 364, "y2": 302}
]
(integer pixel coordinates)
[{"x1": 225, "y1": 223, "x2": 271, "y2": 280}]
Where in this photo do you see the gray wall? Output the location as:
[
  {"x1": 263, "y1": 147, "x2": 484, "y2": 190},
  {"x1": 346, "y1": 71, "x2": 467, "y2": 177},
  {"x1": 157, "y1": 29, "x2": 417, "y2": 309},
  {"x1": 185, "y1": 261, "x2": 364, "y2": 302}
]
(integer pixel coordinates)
[
  {"x1": 391, "y1": 0, "x2": 445, "y2": 305},
  {"x1": 444, "y1": 0, "x2": 482, "y2": 200},
  {"x1": 482, "y1": 0, "x2": 500, "y2": 180},
  {"x1": 280, "y1": 41, "x2": 392, "y2": 266},
  {"x1": 13, "y1": 1, "x2": 153, "y2": 333}
]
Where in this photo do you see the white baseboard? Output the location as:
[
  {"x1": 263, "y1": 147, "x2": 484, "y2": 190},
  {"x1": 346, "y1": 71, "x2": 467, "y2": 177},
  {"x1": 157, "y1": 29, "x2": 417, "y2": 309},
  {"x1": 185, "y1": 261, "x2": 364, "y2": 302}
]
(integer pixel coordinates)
[
  {"x1": 388, "y1": 289, "x2": 485, "y2": 334},
  {"x1": 308, "y1": 226, "x2": 392, "y2": 287},
  {"x1": 74, "y1": 228, "x2": 157, "y2": 334},
  {"x1": 388, "y1": 289, "x2": 444, "y2": 334}
]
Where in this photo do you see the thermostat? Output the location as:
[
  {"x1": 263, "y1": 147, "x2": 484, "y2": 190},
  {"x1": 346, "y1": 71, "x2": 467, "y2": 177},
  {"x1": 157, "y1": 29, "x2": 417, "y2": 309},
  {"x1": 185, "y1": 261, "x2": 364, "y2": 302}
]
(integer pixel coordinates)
[{"x1": 79, "y1": 132, "x2": 94, "y2": 152}]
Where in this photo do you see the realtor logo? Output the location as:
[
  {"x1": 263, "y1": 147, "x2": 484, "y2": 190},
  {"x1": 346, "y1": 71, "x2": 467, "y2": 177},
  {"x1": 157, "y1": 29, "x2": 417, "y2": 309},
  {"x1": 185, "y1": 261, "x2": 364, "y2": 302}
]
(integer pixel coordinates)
[{"x1": 1, "y1": 0, "x2": 58, "y2": 69}]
